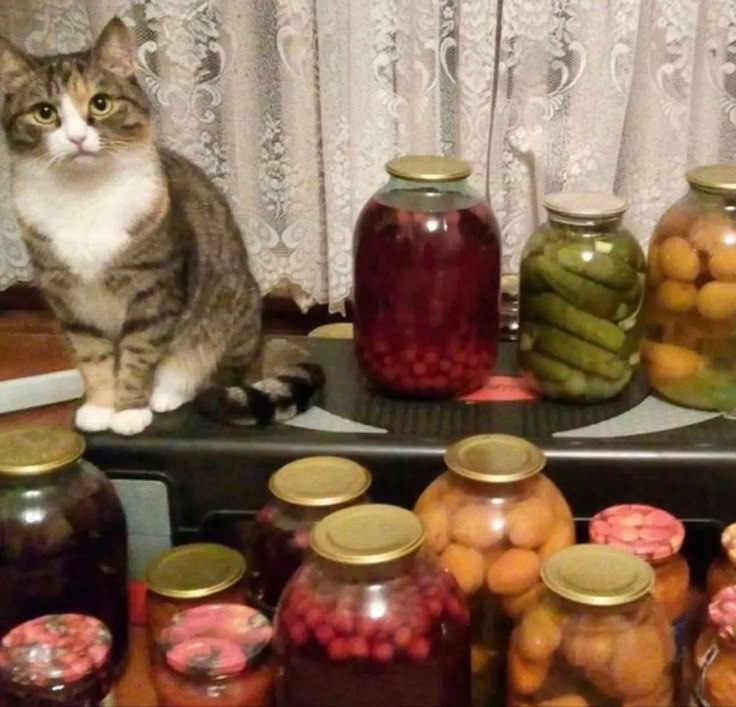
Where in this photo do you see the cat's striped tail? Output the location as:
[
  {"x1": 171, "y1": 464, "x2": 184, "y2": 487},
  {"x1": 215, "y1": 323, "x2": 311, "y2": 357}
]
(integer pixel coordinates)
[{"x1": 195, "y1": 362, "x2": 325, "y2": 425}]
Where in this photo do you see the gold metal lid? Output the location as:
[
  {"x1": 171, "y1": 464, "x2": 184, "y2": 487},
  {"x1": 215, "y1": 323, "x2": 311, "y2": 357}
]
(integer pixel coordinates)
[
  {"x1": 307, "y1": 323, "x2": 354, "y2": 339},
  {"x1": 543, "y1": 192, "x2": 627, "y2": 224},
  {"x1": 310, "y1": 504, "x2": 424, "y2": 565},
  {"x1": 269, "y1": 456, "x2": 371, "y2": 507},
  {"x1": 541, "y1": 544, "x2": 654, "y2": 607},
  {"x1": 686, "y1": 164, "x2": 736, "y2": 194},
  {"x1": 0, "y1": 425, "x2": 85, "y2": 475},
  {"x1": 385, "y1": 155, "x2": 471, "y2": 182},
  {"x1": 444, "y1": 434, "x2": 546, "y2": 483},
  {"x1": 145, "y1": 543, "x2": 246, "y2": 599}
]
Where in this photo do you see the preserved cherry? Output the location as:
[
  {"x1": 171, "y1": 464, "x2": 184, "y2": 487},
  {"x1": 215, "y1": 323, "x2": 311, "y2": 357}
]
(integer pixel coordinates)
[
  {"x1": 353, "y1": 155, "x2": 501, "y2": 398},
  {"x1": 274, "y1": 505, "x2": 471, "y2": 707}
]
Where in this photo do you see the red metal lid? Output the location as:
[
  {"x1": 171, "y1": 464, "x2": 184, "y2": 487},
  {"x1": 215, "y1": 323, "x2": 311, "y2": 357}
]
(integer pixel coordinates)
[
  {"x1": 709, "y1": 585, "x2": 736, "y2": 641},
  {"x1": 0, "y1": 614, "x2": 111, "y2": 687},
  {"x1": 721, "y1": 523, "x2": 736, "y2": 564},
  {"x1": 589, "y1": 504, "x2": 685, "y2": 561},
  {"x1": 159, "y1": 604, "x2": 272, "y2": 677}
]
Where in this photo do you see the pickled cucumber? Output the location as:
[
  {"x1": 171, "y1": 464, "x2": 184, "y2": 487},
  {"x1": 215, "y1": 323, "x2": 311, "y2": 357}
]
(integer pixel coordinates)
[
  {"x1": 534, "y1": 256, "x2": 626, "y2": 319},
  {"x1": 526, "y1": 323, "x2": 629, "y2": 380},
  {"x1": 555, "y1": 245, "x2": 638, "y2": 290},
  {"x1": 519, "y1": 349, "x2": 573, "y2": 383},
  {"x1": 520, "y1": 256, "x2": 549, "y2": 293},
  {"x1": 523, "y1": 293, "x2": 626, "y2": 353},
  {"x1": 533, "y1": 368, "x2": 631, "y2": 401}
]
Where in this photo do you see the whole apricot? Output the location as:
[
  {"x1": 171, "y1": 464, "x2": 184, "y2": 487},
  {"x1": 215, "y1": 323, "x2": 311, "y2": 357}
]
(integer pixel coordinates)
[
  {"x1": 440, "y1": 543, "x2": 484, "y2": 595},
  {"x1": 486, "y1": 548, "x2": 541, "y2": 595}
]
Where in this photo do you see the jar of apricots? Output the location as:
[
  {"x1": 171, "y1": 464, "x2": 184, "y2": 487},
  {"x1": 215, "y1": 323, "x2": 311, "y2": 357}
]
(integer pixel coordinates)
[
  {"x1": 413, "y1": 434, "x2": 574, "y2": 707},
  {"x1": 508, "y1": 545, "x2": 675, "y2": 707},
  {"x1": 642, "y1": 164, "x2": 736, "y2": 411}
]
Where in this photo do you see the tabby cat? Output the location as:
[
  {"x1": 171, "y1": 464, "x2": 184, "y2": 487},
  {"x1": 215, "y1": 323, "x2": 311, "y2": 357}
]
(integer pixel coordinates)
[{"x1": 0, "y1": 18, "x2": 324, "y2": 435}]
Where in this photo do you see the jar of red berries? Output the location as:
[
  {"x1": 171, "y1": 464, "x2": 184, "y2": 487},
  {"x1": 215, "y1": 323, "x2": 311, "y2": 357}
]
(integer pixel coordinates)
[
  {"x1": 353, "y1": 155, "x2": 501, "y2": 398},
  {"x1": 273, "y1": 504, "x2": 471, "y2": 707},
  {"x1": 0, "y1": 613, "x2": 114, "y2": 707}
]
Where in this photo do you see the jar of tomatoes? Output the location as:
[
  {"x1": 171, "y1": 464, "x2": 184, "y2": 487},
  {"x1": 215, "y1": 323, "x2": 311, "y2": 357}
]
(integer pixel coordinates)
[
  {"x1": 352, "y1": 155, "x2": 501, "y2": 398},
  {"x1": 692, "y1": 585, "x2": 736, "y2": 706},
  {"x1": 706, "y1": 523, "x2": 736, "y2": 601},
  {"x1": 413, "y1": 434, "x2": 574, "y2": 707},
  {"x1": 0, "y1": 426, "x2": 128, "y2": 674},
  {"x1": 0, "y1": 613, "x2": 114, "y2": 707},
  {"x1": 507, "y1": 545, "x2": 675, "y2": 707},
  {"x1": 518, "y1": 192, "x2": 645, "y2": 402},
  {"x1": 152, "y1": 603, "x2": 274, "y2": 707},
  {"x1": 274, "y1": 504, "x2": 471, "y2": 707},
  {"x1": 589, "y1": 504, "x2": 690, "y2": 658},
  {"x1": 642, "y1": 165, "x2": 736, "y2": 411},
  {"x1": 146, "y1": 544, "x2": 246, "y2": 647},
  {"x1": 245, "y1": 457, "x2": 371, "y2": 613}
]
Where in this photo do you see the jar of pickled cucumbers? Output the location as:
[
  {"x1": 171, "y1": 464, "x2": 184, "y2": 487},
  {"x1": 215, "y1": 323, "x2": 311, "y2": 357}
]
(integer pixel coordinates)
[
  {"x1": 353, "y1": 155, "x2": 501, "y2": 399},
  {"x1": 707, "y1": 524, "x2": 736, "y2": 601},
  {"x1": 518, "y1": 192, "x2": 645, "y2": 401},
  {"x1": 507, "y1": 545, "x2": 675, "y2": 707},
  {"x1": 274, "y1": 505, "x2": 471, "y2": 707},
  {"x1": 413, "y1": 435, "x2": 574, "y2": 707},
  {"x1": 642, "y1": 165, "x2": 736, "y2": 411}
]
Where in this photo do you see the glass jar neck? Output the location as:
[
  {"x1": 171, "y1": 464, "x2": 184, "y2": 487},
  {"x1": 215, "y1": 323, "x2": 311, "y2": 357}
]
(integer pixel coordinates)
[
  {"x1": 382, "y1": 175, "x2": 473, "y2": 197},
  {"x1": 547, "y1": 214, "x2": 623, "y2": 231},
  {"x1": 0, "y1": 463, "x2": 77, "y2": 488},
  {"x1": 688, "y1": 185, "x2": 736, "y2": 210},
  {"x1": 449, "y1": 471, "x2": 539, "y2": 498},
  {"x1": 318, "y1": 552, "x2": 419, "y2": 584}
]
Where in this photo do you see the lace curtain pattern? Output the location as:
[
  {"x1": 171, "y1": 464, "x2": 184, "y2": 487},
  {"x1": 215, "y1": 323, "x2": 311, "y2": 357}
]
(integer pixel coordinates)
[{"x1": 2, "y1": 0, "x2": 736, "y2": 312}]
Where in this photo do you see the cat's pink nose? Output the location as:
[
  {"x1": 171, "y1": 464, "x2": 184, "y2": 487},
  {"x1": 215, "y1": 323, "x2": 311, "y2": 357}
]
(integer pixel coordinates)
[{"x1": 68, "y1": 134, "x2": 86, "y2": 146}]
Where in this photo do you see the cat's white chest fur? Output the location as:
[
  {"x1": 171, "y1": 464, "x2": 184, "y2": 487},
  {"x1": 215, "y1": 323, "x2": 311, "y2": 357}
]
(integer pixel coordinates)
[{"x1": 12, "y1": 151, "x2": 163, "y2": 281}]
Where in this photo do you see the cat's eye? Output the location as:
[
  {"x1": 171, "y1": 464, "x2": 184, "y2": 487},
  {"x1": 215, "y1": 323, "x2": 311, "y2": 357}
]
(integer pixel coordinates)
[
  {"x1": 32, "y1": 103, "x2": 58, "y2": 125},
  {"x1": 89, "y1": 93, "x2": 113, "y2": 116}
]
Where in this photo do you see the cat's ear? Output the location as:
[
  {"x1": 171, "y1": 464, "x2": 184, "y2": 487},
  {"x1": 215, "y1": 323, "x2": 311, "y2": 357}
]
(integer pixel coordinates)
[
  {"x1": 92, "y1": 17, "x2": 135, "y2": 79},
  {"x1": 0, "y1": 36, "x2": 36, "y2": 94}
]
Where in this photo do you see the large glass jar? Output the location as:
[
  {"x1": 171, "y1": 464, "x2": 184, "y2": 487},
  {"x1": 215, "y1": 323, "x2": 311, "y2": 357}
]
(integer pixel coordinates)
[
  {"x1": 693, "y1": 585, "x2": 736, "y2": 707},
  {"x1": 274, "y1": 504, "x2": 471, "y2": 707},
  {"x1": 0, "y1": 426, "x2": 128, "y2": 673},
  {"x1": 518, "y1": 192, "x2": 645, "y2": 402},
  {"x1": 642, "y1": 165, "x2": 736, "y2": 411},
  {"x1": 245, "y1": 457, "x2": 371, "y2": 614},
  {"x1": 707, "y1": 523, "x2": 736, "y2": 601},
  {"x1": 507, "y1": 545, "x2": 675, "y2": 707},
  {"x1": 353, "y1": 155, "x2": 501, "y2": 398},
  {"x1": 0, "y1": 613, "x2": 114, "y2": 707},
  {"x1": 413, "y1": 434, "x2": 575, "y2": 707},
  {"x1": 146, "y1": 543, "x2": 247, "y2": 647},
  {"x1": 152, "y1": 603, "x2": 274, "y2": 707}
]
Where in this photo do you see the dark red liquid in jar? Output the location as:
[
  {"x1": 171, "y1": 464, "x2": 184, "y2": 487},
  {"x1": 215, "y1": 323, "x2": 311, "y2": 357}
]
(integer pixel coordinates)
[{"x1": 353, "y1": 190, "x2": 501, "y2": 398}]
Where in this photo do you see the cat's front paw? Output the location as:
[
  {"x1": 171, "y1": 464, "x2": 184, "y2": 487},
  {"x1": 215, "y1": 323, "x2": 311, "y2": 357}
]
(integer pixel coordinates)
[
  {"x1": 110, "y1": 407, "x2": 153, "y2": 436},
  {"x1": 75, "y1": 403, "x2": 114, "y2": 432}
]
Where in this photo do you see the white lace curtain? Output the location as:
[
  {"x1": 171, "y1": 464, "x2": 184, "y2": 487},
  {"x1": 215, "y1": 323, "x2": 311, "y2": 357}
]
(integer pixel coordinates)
[{"x1": 2, "y1": 0, "x2": 736, "y2": 312}]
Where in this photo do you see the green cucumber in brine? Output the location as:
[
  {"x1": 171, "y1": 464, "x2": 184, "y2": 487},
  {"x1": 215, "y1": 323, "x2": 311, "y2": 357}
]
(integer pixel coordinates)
[
  {"x1": 605, "y1": 237, "x2": 646, "y2": 270},
  {"x1": 519, "y1": 349, "x2": 573, "y2": 383},
  {"x1": 533, "y1": 256, "x2": 626, "y2": 319},
  {"x1": 555, "y1": 244, "x2": 638, "y2": 290},
  {"x1": 581, "y1": 367, "x2": 633, "y2": 400},
  {"x1": 523, "y1": 292, "x2": 626, "y2": 353},
  {"x1": 520, "y1": 256, "x2": 549, "y2": 293}
]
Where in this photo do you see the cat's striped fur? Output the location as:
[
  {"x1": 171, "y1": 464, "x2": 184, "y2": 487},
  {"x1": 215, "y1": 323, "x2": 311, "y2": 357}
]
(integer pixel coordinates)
[{"x1": 0, "y1": 18, "x2": 324, "y2": 435}]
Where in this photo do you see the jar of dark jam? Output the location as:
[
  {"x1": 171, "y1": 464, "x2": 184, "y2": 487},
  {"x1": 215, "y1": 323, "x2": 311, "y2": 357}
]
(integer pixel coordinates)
[
  {"x1": 0, "y1": 613, "x2": 114, "y2": 707},
  {"x1": 146, "y1": 544, "x2": 247, "y2": 647},
  {"x1": 245, "y1": 457, "x2": 371, "y2": 614},
  {"x1": 274, "y1": 504, "x2": 471, "y2": 707},
  {"x1": 353, "y1": 155, "x2": 501, "y2": 398},
  {"x1": 152, "y1": 603, "x2": 274, "y2": 707},
  {"x1": 0, "y1": 426, "x2": 128, "y2": 674}
]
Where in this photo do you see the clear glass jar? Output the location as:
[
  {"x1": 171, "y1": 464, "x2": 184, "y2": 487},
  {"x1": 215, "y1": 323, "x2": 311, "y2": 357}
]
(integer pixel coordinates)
[
  {"x1": 0, "y1": 426, "x2": 128, "y2": 674},
  {"x1": 693, "y1": 585, "x2": 736, "y2": 706},
  {"x1": 642, "y1": 165, "x2": 736, "y2": 411},
  {"x1": 245, "y1": 457, "x2": 371, "y2": 614},
  {"x1": 0, "y1": 613, "x2": 114, "y2": 707},
  {"x1": 145, "y1": 543, "x2": 247, "y2": 648},
  {"x1": 706, "y1": 524, "x2": 736, "y2": 601},
  {"x1": 352, "y1": 155, "x2": 501, "y2": 398},
  {"x1": 274, "y1": 504, "x2": 471, "y2": 707},
  {"x1": 413, "y1": 435, "x2": 574, "y2": 707},
  {"x1": 152, "y1": 603, "x2": 274, "y2": 707},
  {"x1": 507, "y1": 545, "x2": 675, "y2": 707},
  {"x1": 518, "y1": 192, "x2": 645, "y2": 402}
]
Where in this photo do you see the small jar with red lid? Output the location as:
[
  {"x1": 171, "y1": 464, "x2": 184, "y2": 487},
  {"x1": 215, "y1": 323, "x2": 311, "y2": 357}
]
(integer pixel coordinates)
[
  {"x1": 589, "y1": 504, "x2": 690, "y2": 656},
  {"x1": 0, "y1": 613, "x2": 114, "y2": 707},
  {"x1": 706, "y1": 523, "x2": 736, "y2": 601},
  {"x1": 245, "y1": 457, "x2": 371, "y2": 614},
  {"x1": 151, "y1": 603, "x2": 274, "y2": 707}
]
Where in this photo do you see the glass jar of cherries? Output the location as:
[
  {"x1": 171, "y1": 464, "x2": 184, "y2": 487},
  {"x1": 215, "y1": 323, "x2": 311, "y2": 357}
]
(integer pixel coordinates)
[
  {"x1": 352, "y1": 155, "x2": 501, "y2": 398},
  {"x1": 274, "y1": 504, "x2": 471, "y2": 707},
  {"x1": 245, "y1": 457, "x2": 371, "y2": 614}
]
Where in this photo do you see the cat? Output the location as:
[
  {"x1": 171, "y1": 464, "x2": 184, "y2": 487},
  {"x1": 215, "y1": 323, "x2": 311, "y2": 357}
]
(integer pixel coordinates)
[{"x1": 0, "y1": 18, "x2": 324, "y2": 436}]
